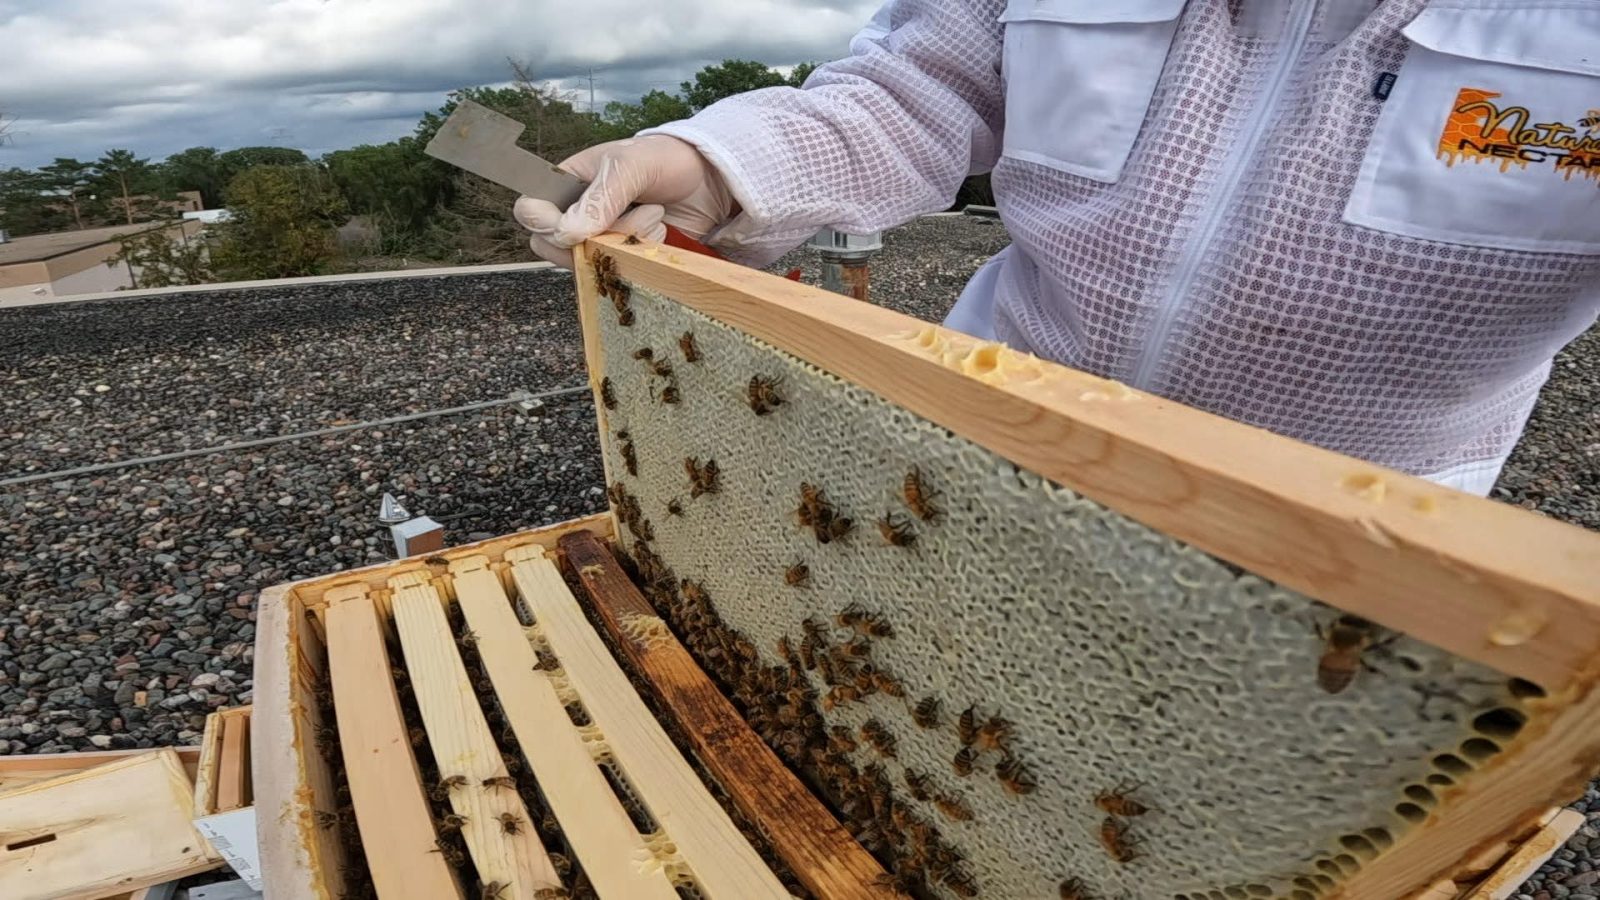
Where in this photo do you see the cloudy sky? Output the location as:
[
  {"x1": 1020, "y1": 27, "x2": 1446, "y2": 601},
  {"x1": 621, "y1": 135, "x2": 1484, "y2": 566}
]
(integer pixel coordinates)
[{"x1": 0, "y1": 0, "x2": 880, "y2": 168}]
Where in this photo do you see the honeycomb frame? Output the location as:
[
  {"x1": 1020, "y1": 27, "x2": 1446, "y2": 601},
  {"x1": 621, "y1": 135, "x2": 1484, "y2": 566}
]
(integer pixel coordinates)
[{"x1": 573, "y1": 235, "x2": 1600, "y2": 900}]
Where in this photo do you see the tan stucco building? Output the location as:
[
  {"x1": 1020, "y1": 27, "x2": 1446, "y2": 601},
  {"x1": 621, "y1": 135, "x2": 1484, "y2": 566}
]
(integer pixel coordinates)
[{"x1": 0, "y1": 219, "x2": 204, "y2": 306}]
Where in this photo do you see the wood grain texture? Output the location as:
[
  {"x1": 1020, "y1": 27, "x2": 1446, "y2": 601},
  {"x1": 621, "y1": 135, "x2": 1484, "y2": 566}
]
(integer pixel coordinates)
[
  {"x1": 216, "y1": 711, "x2": 249, "y2": 813},
  {"x1": 388, "y1": 577, "x2": 560, "y2": 898},
  {"x1": 325, "y1": 585, "x2": 464, "y2": 900},
  {"x1": 577, "y1": 234, "x2": 1600, "y2": 692},
  {"x1": 449, "y1": 555, "x2": 678, "y2": 900},
  {"x1": 1464, "y1": 808, "x2": 1586, "y2": 900},
  {"x1": 193, "y1": 712, "x2": 225, "y2": 817},
  {"x1": 291, "y1": 514, "x2": 612, "y2": 613},
  {"x1": 253, "y1": 584, "x2": 347, "y2": 900},
  {"x1": 0, "y1": 747, "x2": 200, "y2": 798},
  {"x1": 574, "y1": 248, "x2": 622, "y2": 543},
  {"x1": 0, "y1": 750, "x2": 219, "y2": 900},
  {"x1": 507, "y1": 548, "x2": 791, "y2": 900},
  {"x1": 555, "y1": 533, "x2": 893, "y2": 900}
]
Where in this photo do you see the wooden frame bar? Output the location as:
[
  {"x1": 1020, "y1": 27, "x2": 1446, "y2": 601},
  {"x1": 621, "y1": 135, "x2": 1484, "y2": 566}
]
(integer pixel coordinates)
[
  {"x1": 254, "y1": 584, "x2": 350, "y2": 900},
  {"x1": 325, "y1": 584, "x2": 464, "y2": 900},
  {"x1": 507, "y1": 548, "x2": 791, "y2": 899},
  {"x1": 215, "y1": 709, "x2": 251, "y2": 813},
  {"x1": 449, "y1": 554, "x2": 679, "y2": 900},
  {"x1": 388, "y1": 576, "x2": 560, "y2": 898},
  {"x1": 0, "y1": 747, "x2": 200, "y2": 797},
  {"x1": 574, "y1": 234, "x2": 1600, "y2": 900},
  {"x1": 575, "y1": 235, "x2": 1600, "y2": 692},
  {"x1": 557, "y1": 533, "x2": 892, "y2": 900}
]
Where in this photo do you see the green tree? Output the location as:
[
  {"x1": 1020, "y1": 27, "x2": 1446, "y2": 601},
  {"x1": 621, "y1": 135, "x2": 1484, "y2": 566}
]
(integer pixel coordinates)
[
  {"x1": 0, "y1": 167, "x2": 72, "y2": 235},
  {"x1": 598, "y1": 90, "x2": 693, "y2": 142},
  {"x1": 107, "y1": 225, "x2": 214, "y2": 289},
  {"x1": 680, "y1": 59, "x2": 789, "y2": 112},
  {"x1": 161, "y1": 147, "x2": 225, "y2": 208},
  {"x1": 217, "y1": 146, "x2": 311, "y2": 186},
  {"x1": 325, "y1": 137, "x2": 449, "y2": 248},
  {"x1": 787, "y1": 61, "x2": 820, "y2": 87},
  {"x1": 95, "y1": 149, "x2": 156, "y2": 225},
  {"x1": 212, "y1": 165, "x2": 347, "y2": 279},
  {"x1": 40, "y1": 158, "x2": 98, "y2": 229}
]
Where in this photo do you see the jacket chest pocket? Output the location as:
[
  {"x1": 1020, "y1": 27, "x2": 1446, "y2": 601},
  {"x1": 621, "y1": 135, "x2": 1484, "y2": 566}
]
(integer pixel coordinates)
[
  {"x1": 1344, "y1": 1, "x2": 1600, "y2": 254},
  {"x1": 999, "y1": 0, "x2": 1188, "y2": 183}
]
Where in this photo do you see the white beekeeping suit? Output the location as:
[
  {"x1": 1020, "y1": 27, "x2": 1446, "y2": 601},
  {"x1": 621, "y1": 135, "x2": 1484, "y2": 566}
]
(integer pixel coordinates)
[{"x1": 521, "y1": 0, "x2": 1600, "y2": 495}]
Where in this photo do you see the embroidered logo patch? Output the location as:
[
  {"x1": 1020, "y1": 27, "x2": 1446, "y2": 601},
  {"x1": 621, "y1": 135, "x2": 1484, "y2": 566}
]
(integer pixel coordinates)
[{"x1": 1437, "y1": 88, "x2": 1600, "y2": 183}]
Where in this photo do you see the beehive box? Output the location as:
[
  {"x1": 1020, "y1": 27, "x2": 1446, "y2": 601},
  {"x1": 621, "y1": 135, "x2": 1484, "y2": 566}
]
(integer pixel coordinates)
[{"x1": 256, "y1": 235, "x2": 1600, "y2": 900}]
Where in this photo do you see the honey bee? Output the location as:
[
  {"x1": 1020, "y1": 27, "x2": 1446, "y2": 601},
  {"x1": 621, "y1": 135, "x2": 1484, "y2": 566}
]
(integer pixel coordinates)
[
  {"x1": 679, "y1": 331, "x2": 701, "y2": 362},
  {"x1": 943, "y1": 869, "x2": 979, "y2": 898},
  {"x1": 428, "y1": 838, "x2": 467, "y2": 866},
  {"x1": 799, "y1": 632, "x2": 820, "y2": 670},
  {"x1": 651, "y1": 359, "x2": 674, "y2": 379},
  {"x1": 904, "y1": 769, "x2": 933, "y2": 801},
  {"x1": 875, "y1": 870, "x2": 925, "y2": 894},
  {"x1": 785, "y1": 563, "x2": 810, "y2": 587},
  {"x1": 747, "y1": 375, "x2": 784, "y2": 415},
  {"x1": 423, "y1": 555, "x2": 449, "y2": 567},
  {"x1": 685, "y1": 457, "x2": 720, "y2": 497},
  {"x1": 877, "y1": 513, "x2": 916, "y2": 547},
  {"x1": 1098, "y1": 816, "x2": 1138, "y2": 863},
  {"x1": 598, "y1": 376, "x2": 617, "y2": 410},
  {"x1": 619, "y1": 434, "x2": 638, "y2": 476},
  {"x1": 824, "y1": 685, "x2": 862, "y2": 710},
  {"x1": 797, "y1": 482, "x2": 829, "y2": 527},
  {"x1": 459, "y1": 630, "x2": 478, "y2": 649},
  {"x1": 1058, "y1": 877, "x2": 1090, "y2": 899},
  {"x1": 481, "y1": 881, "x2": 509, "y2": 900},
  {"x1": 861, "y1": 719, "x2": 897, "y2": 757},
  {"x1": 957, "y1": 705, "x2": 980, "y2": 746},
  {"x1": 315, "y1": 809, "x2": 339, "y2": 830},
  {"x1": 977, "y1": 714, "x2": 1013, "y2": 752},
  {"x1": 502, "y1": 752, "x2": 524, "y2": 775},
  {"x1": 633, "y1": 347, "x2": 654, "y2": 360},
  {"x1": 482, "y1": 776, "x2": 517, "y2": 791},
  {"x1": 549, "y1": 852, "x2": 573, "y2": 880},
  {"x1": 820, "y1": 514, "x2": 854, "y2": 543},
  {"x1": 828, "y1": 725, "x2": 858, "y2": 754},
  {"x1": 913, "y1": 697, "x2": 941, "y2": 729},
  {"x1": 1317, "y1": 615, "x2": 1393, "y2": 694},
  {"x1": 660, "y1": 383, "x2": 681, "y2": 405},
  {"x1": 430, "y1": 774, "x2": 469, "y2": 801},
  {"x1": 438, "y1": 812, "x2": 468, "y2": 832},
  {"x1": 408, "y1": 726, "x2": 427, "y2": 748},
  {"x1": 666, "y1": 498, "x2": 683, "y2": 516},
  {"x1": 681, "y1": 580, "x2": 708, "y2": 607},
  {"x1": 841, "y1": 637, "x2": 872, "y2": 659},
  {"x1": 997, "y1": 754, "x2": 1037, "y2": 795},
  {"x1": 1095, "y1": 782, "x2": 1152, "y2": 817},
  {"x1": 935, "y1": 793, "x2": 975, "y2": 822},
  {"x1": 902, "y1": 467, "x2": 941, "y2": 522},
  {"x1": 533, "y1": 889, "x2": 570, "y2": 900},
  {"x1": 872, "y1": 671, "x2": 906, "y2": 698},
  {"x1": 497, "y1": 812, "x2": 523, "y2": 835},
  {"x1": 776, "y1": 635, "x2": 797, "y2": 662}
]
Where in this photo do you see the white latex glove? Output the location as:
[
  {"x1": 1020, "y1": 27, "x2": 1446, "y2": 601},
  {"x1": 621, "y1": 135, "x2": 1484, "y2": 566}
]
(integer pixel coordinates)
[{"x1": 513, "y1": 135, "x2": 738, "y2": 269}]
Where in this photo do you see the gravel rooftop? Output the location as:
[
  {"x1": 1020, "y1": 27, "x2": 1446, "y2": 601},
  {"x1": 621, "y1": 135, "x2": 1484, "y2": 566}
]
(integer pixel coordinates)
[{"x1": 1, "y1": 214, "x2": 1594, "y2": 896}]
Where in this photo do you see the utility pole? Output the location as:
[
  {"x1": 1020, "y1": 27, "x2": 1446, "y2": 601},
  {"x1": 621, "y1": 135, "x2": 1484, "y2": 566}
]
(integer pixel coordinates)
[{"x1": 587, "y1": 69, "x2": 597, "y2": 114}]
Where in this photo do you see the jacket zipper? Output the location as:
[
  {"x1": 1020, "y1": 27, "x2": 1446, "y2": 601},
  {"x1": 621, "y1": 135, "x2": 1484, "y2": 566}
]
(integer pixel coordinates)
[{"x1": 1129, "y1": 0, "x2": 1320, "y2": 391}]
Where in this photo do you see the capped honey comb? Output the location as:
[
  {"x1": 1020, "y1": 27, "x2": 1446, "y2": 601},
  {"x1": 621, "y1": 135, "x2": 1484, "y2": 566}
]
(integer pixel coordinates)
[{"x1": 593, "y1": 282, "x2": 1536, "y2": 899}]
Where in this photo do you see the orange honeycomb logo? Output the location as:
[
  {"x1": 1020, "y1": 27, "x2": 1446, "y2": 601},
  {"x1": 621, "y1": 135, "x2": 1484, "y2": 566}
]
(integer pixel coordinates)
[{"x1": 1436, "y1": 88, "x2": 1600, "y2": 183}]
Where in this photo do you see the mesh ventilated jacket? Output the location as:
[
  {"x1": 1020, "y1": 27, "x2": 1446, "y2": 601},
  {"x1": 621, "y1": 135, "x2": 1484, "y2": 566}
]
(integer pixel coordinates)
[{"x1": 650, "y1": 0, "x2": 1600, "y2": 493}]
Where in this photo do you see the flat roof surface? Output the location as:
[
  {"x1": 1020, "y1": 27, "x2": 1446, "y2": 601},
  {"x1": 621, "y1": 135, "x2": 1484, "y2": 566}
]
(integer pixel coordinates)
[{"x1": 0, "y1": 222, "x2": 167, "y2": 266}]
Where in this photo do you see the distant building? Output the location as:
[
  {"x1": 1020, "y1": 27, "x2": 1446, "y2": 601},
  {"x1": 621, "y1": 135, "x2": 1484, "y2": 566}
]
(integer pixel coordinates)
[{"x1": 0, "y1": 220, "x2": 204, "y2": 305}]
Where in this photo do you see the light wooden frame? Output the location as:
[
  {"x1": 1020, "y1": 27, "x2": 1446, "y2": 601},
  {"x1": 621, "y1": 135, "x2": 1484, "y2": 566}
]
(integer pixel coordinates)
[{"x1": 572, "y1": 234, "x2": 1600, "y2": 900}]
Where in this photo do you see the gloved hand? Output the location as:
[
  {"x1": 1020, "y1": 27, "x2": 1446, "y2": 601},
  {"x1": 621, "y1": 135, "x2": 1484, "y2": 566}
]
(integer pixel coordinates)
[{"x1": 513, "y1": 135, "x2": 738, "y2": 269}]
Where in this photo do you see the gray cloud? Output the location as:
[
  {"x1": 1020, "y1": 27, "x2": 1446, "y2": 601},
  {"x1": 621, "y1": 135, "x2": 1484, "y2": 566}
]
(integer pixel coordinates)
[{"x1": 0, "y1": 0, "x2": 880, "y2": 167}]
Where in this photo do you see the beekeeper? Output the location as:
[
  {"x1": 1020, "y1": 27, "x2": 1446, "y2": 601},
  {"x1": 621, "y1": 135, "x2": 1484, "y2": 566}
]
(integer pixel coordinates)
[{"x1": 516, "y1": 1, "x2": 1600, "y2": 496}]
